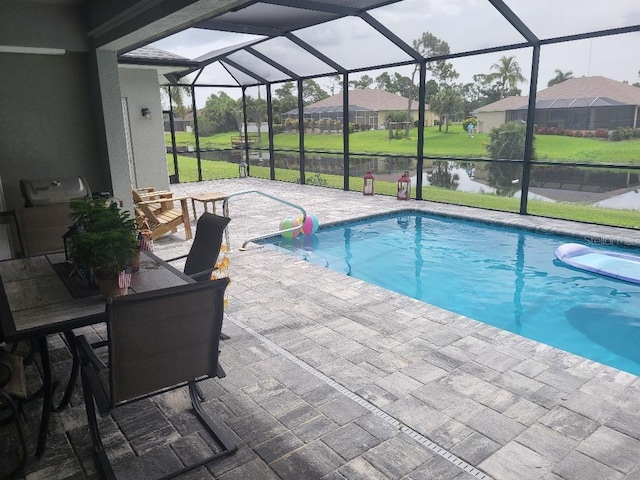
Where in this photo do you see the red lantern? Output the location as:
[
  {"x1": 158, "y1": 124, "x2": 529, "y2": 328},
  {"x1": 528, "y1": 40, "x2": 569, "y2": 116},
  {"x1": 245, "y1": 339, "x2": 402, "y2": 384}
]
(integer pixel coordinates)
[
  {"x1": 397, "y1": 171, "x2": 411, "y2": 200},
  {"x1": 363, "y1": 171, "x2": 375, "y2": 195}
]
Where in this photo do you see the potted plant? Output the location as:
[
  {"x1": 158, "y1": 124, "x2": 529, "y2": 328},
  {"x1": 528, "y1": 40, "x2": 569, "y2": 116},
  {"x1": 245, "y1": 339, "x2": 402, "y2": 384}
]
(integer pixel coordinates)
[{"x1": 68, "y1": 197, "x2": 138, "y2": 297}]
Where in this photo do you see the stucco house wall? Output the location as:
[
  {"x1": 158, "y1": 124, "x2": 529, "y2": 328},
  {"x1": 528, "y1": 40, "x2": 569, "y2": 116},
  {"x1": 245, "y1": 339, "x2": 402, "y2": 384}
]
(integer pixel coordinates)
[
  {"x1": 476, "y1": 112, "x2": 506, "y2": 133},
  {"x1": 119, "y1": 68, "x2": 170, "y2": 192}
]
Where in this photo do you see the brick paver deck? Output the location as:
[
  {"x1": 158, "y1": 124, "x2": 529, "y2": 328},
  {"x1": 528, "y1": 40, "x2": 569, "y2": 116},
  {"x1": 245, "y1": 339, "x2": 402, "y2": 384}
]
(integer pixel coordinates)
[{"x1": 5, "y1": 177, "x2": 640, "y2": 480}]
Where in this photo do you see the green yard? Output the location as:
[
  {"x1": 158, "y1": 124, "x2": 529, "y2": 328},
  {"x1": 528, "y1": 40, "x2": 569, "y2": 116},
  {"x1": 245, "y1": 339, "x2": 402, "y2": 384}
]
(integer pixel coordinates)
[
  {"x1": 167, "y1": 127, "x2": 640, "y2": 164},
  {"x1": 165, "y1": 126, "x2": 640, "y2": 228}
]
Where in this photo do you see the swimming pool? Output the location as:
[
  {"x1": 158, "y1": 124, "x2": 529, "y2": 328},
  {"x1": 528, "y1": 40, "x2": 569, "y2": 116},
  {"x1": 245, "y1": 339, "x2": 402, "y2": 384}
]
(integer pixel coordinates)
[{"x1": 259, "y1": 212, "x2": 640, "y2": 376}]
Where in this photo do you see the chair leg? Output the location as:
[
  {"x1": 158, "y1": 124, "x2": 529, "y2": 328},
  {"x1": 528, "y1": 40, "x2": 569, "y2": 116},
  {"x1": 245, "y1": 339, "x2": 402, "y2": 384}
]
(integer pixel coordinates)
[
  {"x1": 53, "y1": 331, "x2": 80, "y2": 412},
  {"x1": 81, "y1": 368, "x2": 116, "y2": 480},
  {"x1": 188, "y1": 381, "x2": 237, "y2": 457},
  {"x1": 35, "y1": 337, "x2": 52, "y2": 458}
]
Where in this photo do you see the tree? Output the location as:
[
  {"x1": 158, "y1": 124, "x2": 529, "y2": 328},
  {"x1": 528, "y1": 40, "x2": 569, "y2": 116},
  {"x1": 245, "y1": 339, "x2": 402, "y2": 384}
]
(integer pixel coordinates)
[
  {"x1": 244, "y1": 89, "x2": 267, "y2": 141},
  {"x1": 349, "y1": 74, "x2": 374, "y2": 90},
  {"x1": 274, "y1": 81, "x2": 298, "y2": 117},
  {"x1": 547, "y1": 69, "x2": 573, "y2": 87},
  {"x1": 328, "y1": 75, "x2": 343, "y2": 95},
  {"x1": 425, "y1": 79, "x2": 439, "y2": 104},
  {"x1": 302, "y1": 79, "x2": 329, "y2": 104},
  {"x1": 405, "y1": 32, "x2": 453, "y2": 134},
  {"x1": 375, "y1": 72, "x2": 416, "y2": 99},
  {"x1": 198, "y1": 91, "x2": 239, "y2": 136},
  {"x1": 161, "y1": 85, "x2": 192, "y2": 118},
  {"x1": 429, "y1": 84, "x2": 464, "y2": 132},
  {"x1": 486, "y1": 56, "x2": 526, "y2": 99}
]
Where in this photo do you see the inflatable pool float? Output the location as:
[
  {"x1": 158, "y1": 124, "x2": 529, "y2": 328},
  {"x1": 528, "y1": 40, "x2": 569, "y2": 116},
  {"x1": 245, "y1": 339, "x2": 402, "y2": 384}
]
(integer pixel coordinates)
[{"x1": 554, "y1": 243, "x2": 640, "y2": 285}]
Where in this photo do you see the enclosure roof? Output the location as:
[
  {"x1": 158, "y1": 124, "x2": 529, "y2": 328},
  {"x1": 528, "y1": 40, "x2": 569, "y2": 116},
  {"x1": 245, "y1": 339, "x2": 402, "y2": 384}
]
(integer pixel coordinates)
[
  {"x1": 513, "y1": 96, "x2": 628, "y2": 111},
  {"x1": 118, "y1": 0, "x2": 640, "y2": 89}
]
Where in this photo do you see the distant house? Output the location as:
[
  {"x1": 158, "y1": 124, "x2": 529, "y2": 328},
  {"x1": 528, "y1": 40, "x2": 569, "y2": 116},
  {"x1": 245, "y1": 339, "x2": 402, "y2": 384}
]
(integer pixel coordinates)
[
  {"x1": 164, "y1": 113, "x2": 191, "y2": 132},
  {"x1": 283, "y1": 88, "x2": 436, "y2": 130},
  {"x1": 474, "y1": 76, "x2": 640, "y2": 132}
]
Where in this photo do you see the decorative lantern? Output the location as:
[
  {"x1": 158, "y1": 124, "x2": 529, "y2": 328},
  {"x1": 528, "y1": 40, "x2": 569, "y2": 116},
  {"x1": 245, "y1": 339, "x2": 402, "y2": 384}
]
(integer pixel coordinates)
[
  {"x1": 63, "y1": 225, "x2": 78, "y2": 262},
  {"x1": 397, "y1": 171, "x2": 411, "y2": 200},
  {"x1": 239, "y1": 161, "x2": 248, "y2": 178},
  {"x1": 363, "y1": 171, "x2": 375, "y2": 195}
]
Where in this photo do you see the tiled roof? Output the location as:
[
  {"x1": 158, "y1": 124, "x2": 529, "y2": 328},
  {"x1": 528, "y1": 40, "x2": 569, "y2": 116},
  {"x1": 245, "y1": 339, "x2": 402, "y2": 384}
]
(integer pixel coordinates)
[
  {"x1": 474, "y1": 96, "x2": 529, "y2": 112},
  {"x1": 475, "y1": 76, "x2": 640, "y2": 112},
  {"x1": 121, "y1": 45, "x2": 190, "y2": 62},
  {"x1": 309, "y1": 89, "x2": 413, "y2": 111}
]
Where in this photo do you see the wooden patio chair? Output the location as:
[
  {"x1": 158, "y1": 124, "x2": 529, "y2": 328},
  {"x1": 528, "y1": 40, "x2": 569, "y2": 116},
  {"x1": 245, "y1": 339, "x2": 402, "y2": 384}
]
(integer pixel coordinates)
[
  {"x1": 134, "y1": 194, "x2": 192, "y2": 241},
  {"x1": 132, "y1": 188, "x2": 174, "y2": 216},
  {"x1": 77, "y1": 279, "x2": 236, "y2": 479}
]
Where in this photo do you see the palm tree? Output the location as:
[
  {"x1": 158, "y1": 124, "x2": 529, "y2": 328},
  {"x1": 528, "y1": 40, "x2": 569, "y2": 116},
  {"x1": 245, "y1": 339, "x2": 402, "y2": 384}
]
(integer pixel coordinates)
[
  {"x1": 547, "y1": 69, "x2": 574, "y2": 87},
  {"x1": 486, "y1": 56, "x2": 526, "y2": 99}
]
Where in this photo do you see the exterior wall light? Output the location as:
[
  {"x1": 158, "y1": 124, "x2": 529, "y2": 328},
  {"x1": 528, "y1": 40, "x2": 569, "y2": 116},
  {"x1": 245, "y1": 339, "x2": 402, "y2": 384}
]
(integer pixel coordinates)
[{"x1": 141, "y1": 108, "x2": 152, "y2": 119}]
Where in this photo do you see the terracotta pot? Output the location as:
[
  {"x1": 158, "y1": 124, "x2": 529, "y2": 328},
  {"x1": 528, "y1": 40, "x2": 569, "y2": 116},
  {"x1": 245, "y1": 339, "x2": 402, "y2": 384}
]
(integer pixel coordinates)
[{"x1": 95, "y1": 277, "x2": 128, "y2": 299}]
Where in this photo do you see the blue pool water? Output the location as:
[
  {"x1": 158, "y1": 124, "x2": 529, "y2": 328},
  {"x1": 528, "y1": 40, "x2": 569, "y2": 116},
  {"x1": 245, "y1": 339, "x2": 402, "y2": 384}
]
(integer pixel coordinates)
[{"x1": 259, "y1": 212, "x2": 640, "y2": 376}]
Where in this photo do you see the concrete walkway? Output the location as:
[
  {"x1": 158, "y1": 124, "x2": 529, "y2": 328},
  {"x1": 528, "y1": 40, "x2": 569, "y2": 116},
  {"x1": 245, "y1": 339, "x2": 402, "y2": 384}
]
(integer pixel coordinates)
[{"x1": 8, "y1": 177, "x2": 640, "y2": 480}]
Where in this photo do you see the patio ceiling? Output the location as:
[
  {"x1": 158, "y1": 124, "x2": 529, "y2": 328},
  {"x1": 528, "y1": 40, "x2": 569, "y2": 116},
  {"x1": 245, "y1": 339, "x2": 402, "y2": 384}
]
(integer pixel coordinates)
[{"x1": 118, "y1": 0, "x2": 640, "y2": 88}]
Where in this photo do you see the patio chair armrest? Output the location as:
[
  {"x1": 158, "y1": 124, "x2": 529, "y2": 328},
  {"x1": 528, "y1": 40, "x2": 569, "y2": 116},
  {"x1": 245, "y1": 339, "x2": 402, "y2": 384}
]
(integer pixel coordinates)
[
  {"x1": 137, "y1": 190, "x2": 173, "y2": 200},
  {"x1": 77, "y1": 335, "x2": 107, "y2": 372},
  {"x1": 77, "y1": 335, "x2": 111, "y2": 415},
  {"x1": 164, "y1": 253, "x2": 187, "y2": 263},
  {"x1": 135, "y1": 199, "x2": 174, "y2": 207},
  {"x1": 189, "y1": 267, "x2": 217, "y2": 282}
]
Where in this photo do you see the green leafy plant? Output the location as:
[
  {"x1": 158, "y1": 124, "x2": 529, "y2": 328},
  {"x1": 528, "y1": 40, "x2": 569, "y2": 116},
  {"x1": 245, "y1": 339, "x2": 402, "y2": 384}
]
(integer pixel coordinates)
[
  {"x1": 68, "y1": 197, "x2": 138, "y2": 280},
  {"x1": 461, "y1": 117, "x2": 478, "y2": 132}
]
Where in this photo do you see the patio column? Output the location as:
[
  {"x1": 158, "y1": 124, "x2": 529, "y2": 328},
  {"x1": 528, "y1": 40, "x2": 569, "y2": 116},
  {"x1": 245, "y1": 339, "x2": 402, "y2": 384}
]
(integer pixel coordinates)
[{"x1": 92, "y1": 48, "x2": 132, "y2": 212}]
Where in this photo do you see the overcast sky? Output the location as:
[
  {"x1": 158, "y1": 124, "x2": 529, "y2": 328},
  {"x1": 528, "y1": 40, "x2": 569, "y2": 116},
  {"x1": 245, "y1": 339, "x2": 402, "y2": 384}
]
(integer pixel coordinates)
[{"x1": 153, "y1": 0, "x2": 640, "y2": 105}]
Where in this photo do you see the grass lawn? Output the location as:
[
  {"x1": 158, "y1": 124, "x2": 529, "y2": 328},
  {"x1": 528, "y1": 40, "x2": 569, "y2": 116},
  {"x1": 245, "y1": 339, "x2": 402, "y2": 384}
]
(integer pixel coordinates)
[
  {"x1": 167, "y1": 154, "x2": 640, "y2": 229},
  {"x1": 167, "y1": 127, "x2": 640, "y2": 164}
]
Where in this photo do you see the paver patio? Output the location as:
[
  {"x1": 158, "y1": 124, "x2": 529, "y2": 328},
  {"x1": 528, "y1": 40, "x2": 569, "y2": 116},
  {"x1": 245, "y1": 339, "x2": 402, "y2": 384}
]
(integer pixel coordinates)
[{"x1": 4, "y1": 177, "x2": 640, "y2": 480}]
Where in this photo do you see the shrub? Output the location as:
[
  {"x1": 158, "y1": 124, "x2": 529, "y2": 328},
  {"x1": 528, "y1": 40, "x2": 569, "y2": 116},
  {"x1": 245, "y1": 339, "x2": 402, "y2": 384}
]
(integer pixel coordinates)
[
  {"x1": 486, "y1": 121, "x2": 535, "y2": 160},
  {"x1": 462, "y1": 117, "x2": 478, "y2": 132},
  {"x1": 611, "y1": 126, "x2": 634, "y2": 141},
  {"x1": 584, "y1": 131, "x2": 595, "y2": 138},
  {"x1": 595, "y1": 128, "x2": 609, "y2": 138}
]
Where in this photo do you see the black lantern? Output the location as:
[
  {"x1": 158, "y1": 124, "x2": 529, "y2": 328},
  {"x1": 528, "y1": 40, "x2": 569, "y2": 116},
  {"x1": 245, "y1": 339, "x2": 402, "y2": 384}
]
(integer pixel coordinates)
[{"x1": 63, "y1": 225, "x2": 78, "y2": 261}]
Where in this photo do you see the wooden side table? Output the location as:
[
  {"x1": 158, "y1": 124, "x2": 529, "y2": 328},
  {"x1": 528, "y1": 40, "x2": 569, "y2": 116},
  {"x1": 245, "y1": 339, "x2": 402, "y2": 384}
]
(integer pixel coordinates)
[{"x1": 190, "y1": 192, "x2": 228, "y2": 221}]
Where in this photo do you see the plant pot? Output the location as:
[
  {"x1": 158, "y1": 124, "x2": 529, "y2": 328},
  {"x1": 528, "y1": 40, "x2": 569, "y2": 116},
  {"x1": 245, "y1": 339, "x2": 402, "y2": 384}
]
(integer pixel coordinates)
[{"x1": 95, "y1": 277, "x2": 128, "y2": 299}]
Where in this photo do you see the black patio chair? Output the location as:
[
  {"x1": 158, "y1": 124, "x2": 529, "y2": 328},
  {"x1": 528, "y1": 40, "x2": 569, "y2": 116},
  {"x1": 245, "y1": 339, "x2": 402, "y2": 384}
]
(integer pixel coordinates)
[
  {"x1": 166, "y1": 212, "x2": 231, "y2": 282},
  {"x1": 77, "y1": 279, "x2": 236, "y2": 480}
]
